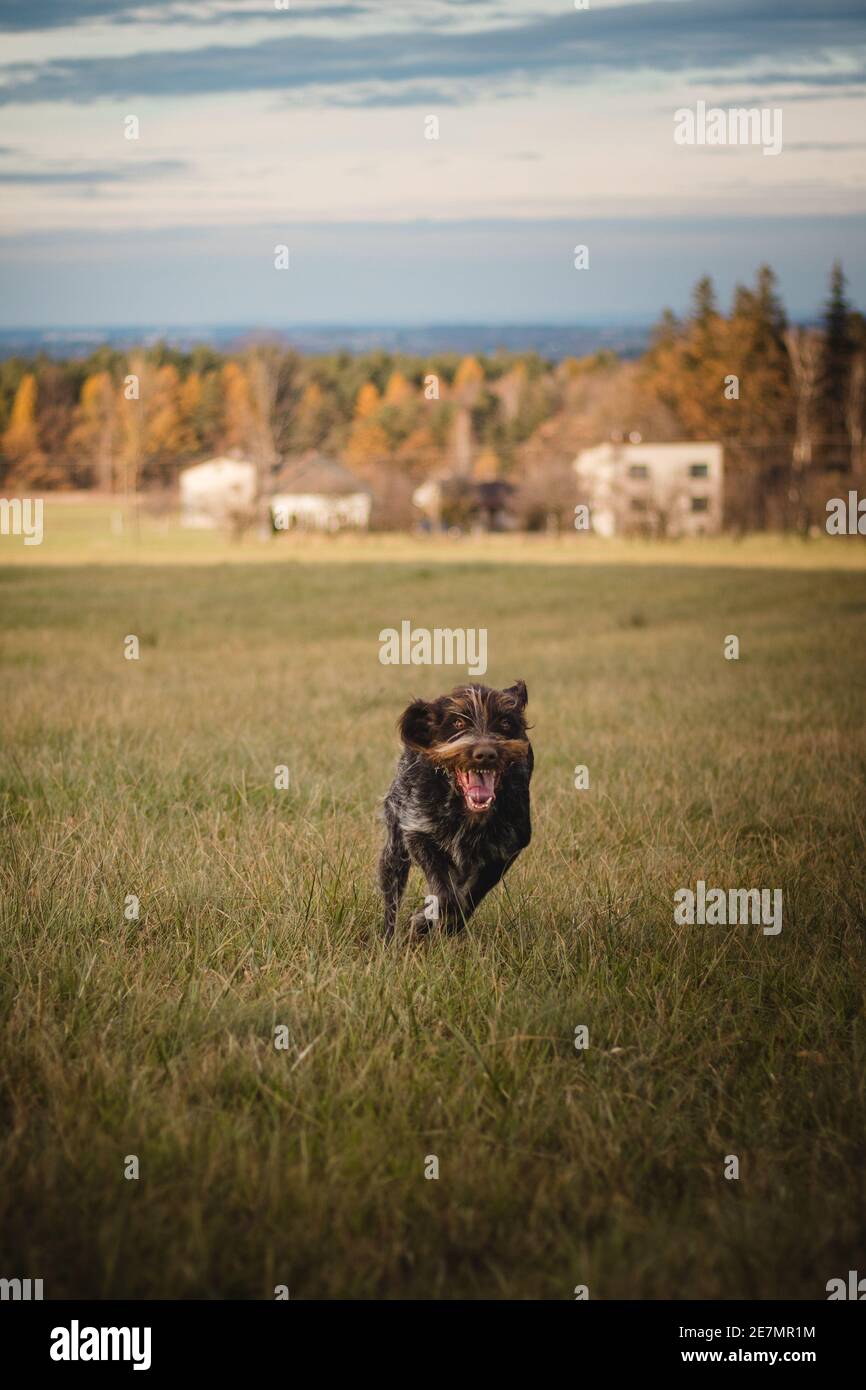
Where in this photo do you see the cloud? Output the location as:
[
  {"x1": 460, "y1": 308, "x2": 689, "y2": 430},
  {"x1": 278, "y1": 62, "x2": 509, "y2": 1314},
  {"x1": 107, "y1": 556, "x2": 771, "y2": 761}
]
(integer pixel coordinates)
[
  {"x1": 0, "y1": 1, "x2": 368, "y2": 32},
  {"x1": 0, "y1": 1, "x2": 863, "y2": 107},
  {"x1": 0, "y1": 159, "x2": 188, "y2": 184},
  {"x1": 785, "y1": 141, "x2": 866, "y2": 151},
  {"x1": 324, "y1": 83, "x2": 467, "y2": 108}
]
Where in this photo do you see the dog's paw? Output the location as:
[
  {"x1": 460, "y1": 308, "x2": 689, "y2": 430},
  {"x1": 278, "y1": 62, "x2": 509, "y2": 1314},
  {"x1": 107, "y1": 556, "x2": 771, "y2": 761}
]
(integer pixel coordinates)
[{"x1": 409, "y1": 908, "x2": 435, "y2": 937}]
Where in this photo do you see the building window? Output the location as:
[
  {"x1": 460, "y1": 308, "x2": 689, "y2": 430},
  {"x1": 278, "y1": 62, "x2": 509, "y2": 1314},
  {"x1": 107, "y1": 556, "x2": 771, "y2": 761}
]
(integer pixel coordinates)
[
  {"x1": 691, "y1": 496, "x2": 709, "y2": 512},
  {"x1": 689, "y1": 462, "x2": 709, "y2": 478},
  {"x1": 628, "y1": 464, "x2": 650, "y2": 479}
]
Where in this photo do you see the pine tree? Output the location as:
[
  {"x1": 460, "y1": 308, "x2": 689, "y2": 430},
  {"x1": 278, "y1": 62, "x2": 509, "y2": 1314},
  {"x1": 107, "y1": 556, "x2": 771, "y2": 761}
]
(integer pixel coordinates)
[
  {"x1": 820, "y1": 260, "x2": 855, "y2": 462},
  {"x1": 691, "y1": 276, "x2": 718, "y2": 328}
]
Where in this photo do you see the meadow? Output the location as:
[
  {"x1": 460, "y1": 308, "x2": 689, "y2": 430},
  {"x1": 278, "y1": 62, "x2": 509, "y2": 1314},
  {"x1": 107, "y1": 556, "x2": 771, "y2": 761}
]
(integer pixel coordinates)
[{"x1": 1, "y1": 501, "x2": 865, "y2": 1299}]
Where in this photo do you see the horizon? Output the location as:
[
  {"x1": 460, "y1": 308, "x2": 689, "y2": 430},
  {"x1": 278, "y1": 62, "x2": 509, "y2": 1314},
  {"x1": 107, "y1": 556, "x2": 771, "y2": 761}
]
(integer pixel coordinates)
[{"x1": 0, "y1": 300, "x2": 839, "y2": 365}]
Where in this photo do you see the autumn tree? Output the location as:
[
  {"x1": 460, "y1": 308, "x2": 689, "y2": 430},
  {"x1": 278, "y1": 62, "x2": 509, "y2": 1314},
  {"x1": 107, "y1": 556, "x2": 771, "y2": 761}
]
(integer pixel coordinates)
[
  {"x1": 345, "y1": 416, "x2": 390, "y2": 479},
  {"x1": 343, "y1": 380, "x2": 388, "y2": 479},
  {"x1": 354, "y1": 381, "x2": 381, "y2": 419},
  {"x1": 178, "y1": 371, "x2": 204, "y2": 456},
  {"x1": 724, "y1": 266, "x2": 792, "y2": 527},
  {"x1": 145, "y1": 364, "x2": 185, "y2": 484},
  {"x1": 201, "y1": 371, "x2": 226, "y2": 454},
  {"x1": 384, "y1": 370, "x2": 413, "y2": 406},
  {"x1": 453, "y1": 355, "x2": 484, "y2": 404},
  {"x1": 221, "y1": 361, "x2": 254, "y2": 455},
  {"x1": 846, "y1": 350, "x2": 865, "y2": 480},
  {"x1": 642, "y1": 269, "x2": 796, "y2": 528},
  {"x1": 292, "y1": 380, "x2": 331, "y2": 452},
  {"x1": 394, "y1": 423, "x2": 438, "y2": 476},
  {"x1": 784, "y1": 327, "x2": 822, "y2": 532},
  {"x1": 70, "y1": 370, "x2": 117, "y2": 490},
  {"x1": 115, "y1": 353, "x2": 154, "y2": 509},
  {"x1": 2, "y1": 373, "x2": 48, "y2": 486}
]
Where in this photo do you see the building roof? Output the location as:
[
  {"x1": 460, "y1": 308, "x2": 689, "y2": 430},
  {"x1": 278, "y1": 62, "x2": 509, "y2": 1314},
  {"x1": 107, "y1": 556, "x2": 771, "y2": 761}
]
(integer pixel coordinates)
[
  {"x1": 272, "y1": 454, "x2": 370, "y2": 496},
  {"x1": 181, "y1": 456, "x2": 256, "y2": 479},
  {"x1": 575, "y1": 440, "x2": 722, "y2": 469}
]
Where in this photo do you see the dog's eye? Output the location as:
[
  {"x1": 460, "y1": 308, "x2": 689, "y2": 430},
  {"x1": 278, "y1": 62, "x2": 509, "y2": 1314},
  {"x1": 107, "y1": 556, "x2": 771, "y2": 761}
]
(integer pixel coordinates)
[{"x1": 454, "y1": 718, "x2": 466, "y2": 731}]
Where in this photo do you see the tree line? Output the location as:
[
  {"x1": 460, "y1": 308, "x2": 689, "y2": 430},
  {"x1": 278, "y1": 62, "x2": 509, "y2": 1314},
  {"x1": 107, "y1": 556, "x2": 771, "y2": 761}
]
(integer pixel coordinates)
[{"x1": 0, "y1": 262, "x2": 862, "y2": 532}]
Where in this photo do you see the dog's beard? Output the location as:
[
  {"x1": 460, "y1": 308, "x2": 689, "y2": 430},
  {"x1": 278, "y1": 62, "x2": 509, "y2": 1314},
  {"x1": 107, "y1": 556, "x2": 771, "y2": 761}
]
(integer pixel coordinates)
[
  {"x1": 455, "y1": 767, "x2": 497, "y2": 812},
  {"x1": 412, "y1": 733, "x2": 529, "y2": 814}
]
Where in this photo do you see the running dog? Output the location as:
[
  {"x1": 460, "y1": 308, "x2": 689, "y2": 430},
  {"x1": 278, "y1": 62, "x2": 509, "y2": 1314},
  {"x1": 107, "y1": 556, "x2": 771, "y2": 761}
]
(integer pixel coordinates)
[{"x1": 379, "y1": 681, "x2": 533, "y2": 938}]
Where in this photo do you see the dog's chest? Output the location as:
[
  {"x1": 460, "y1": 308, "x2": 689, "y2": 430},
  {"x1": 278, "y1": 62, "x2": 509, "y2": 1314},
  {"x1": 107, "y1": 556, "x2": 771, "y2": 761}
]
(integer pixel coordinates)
[
  {"x1": 437, "y1": 802, "x2": 520, "y2": 868},
  {"x1": 393, "y1": 756, "x2": 528, "y2": 866}
]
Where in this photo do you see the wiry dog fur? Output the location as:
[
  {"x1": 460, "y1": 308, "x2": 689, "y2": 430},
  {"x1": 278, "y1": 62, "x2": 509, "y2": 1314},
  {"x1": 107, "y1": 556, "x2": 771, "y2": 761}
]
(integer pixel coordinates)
[{"x1": 379, "y1": 681, "x2": 533, "y2": 938}]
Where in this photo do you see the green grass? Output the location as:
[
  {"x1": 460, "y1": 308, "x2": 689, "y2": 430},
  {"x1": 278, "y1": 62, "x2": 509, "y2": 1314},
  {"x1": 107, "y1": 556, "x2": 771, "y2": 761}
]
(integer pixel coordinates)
[
  {"x1": 5, "y1": 494, "x2": 866, "y2": 570},
  {"x1": 1, "y1": 523, "x2": 866, "y2": 1298}
]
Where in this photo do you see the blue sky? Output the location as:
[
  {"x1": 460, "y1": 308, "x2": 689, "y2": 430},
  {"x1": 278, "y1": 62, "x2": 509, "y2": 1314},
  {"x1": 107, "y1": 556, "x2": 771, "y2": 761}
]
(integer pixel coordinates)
[{"x1": 0, "y1": 0, "x2": 864, "y2": 326}]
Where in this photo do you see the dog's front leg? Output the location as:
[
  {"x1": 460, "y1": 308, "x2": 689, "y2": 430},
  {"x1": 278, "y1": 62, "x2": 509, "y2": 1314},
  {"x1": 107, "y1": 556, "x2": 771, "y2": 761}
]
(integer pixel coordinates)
[
  {"x1": 462, "y1": 857, "x2": 510, "y2": 921},
  {"x1": 403, "y1": 833, "x2": 465, "y2": 936},
  {"x1": 379, "y1": 808, "x2": 410, "y2": 940}
]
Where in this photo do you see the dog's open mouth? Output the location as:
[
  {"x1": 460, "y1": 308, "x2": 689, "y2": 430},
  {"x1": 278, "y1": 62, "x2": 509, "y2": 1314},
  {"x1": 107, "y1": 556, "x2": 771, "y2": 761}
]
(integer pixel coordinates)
[{"x1": 455, "y1": 768, "x2": 497, "y2": 812}]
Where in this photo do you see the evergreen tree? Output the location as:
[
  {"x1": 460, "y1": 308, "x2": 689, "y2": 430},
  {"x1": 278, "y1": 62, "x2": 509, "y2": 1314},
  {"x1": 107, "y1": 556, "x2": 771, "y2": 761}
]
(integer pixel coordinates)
[
  {"x1": 820, "y1": 260, "x2": 855, "y2": 460},
  {"x1": 691, "y1": 276, "x2": 718, "y2": 326}
]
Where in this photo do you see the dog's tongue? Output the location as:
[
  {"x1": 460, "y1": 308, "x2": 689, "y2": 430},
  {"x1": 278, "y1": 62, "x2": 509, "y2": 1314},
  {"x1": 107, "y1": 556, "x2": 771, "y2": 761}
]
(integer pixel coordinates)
[{"x1": 466, "y1": 770, "x2": 495, "y2": 805}]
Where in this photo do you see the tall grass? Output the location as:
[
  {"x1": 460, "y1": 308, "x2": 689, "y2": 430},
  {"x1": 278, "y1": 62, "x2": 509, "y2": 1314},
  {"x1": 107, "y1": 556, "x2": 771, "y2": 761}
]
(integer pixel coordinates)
[{"x1": 1, "y1": 546, "x2": 865, "y2": 1297}]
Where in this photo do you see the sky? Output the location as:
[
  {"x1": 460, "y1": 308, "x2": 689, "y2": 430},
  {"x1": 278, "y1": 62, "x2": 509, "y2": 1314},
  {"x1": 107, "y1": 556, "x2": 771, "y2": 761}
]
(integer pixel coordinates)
[{"x1": 0, "y1": 0, "x2": 864, "y2": 327}]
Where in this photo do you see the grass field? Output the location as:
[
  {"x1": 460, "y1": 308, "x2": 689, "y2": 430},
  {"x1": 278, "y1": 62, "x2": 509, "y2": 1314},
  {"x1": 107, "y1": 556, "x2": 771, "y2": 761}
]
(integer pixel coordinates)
[{"x1": 1, "y1": 503, "x2": 866, "y2": 1299}]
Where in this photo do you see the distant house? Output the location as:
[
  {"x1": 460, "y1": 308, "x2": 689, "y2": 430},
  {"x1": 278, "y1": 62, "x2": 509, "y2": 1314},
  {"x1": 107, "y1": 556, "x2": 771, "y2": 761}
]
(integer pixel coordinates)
[
  {"x1": 180, "y1": 457, "x2": 256, "y2": 529},
  {"x1": 269, "y1": 455, "x2": 371, "y2": 532},
  {"x1": 573, "y1": 441, "x2": 724, "y2": 537}
]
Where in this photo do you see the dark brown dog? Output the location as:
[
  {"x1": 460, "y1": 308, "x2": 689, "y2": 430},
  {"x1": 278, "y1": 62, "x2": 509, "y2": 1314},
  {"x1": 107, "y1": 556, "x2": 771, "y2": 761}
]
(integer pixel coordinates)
[{"x1": 379, "y1": 682, "x2": 533, "y2": 938}]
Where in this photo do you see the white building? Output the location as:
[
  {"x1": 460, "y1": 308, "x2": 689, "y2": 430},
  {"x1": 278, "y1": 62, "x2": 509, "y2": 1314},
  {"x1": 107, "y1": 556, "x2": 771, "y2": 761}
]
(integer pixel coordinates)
[
  {"x1": 180, "y1": 457, "x2": 256, "y2": 529},
  {"x1": 573, "y1": 440, "x2": 724, "y2": 538},
  {"x1": 270, "y1": 456, "x2": 371, "y2": 532}
]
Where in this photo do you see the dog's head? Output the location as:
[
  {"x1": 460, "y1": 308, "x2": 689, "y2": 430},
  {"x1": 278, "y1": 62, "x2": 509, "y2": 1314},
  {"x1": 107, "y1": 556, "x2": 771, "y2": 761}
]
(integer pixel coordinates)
[{"x1": 398, "y1": 681, "x2": 530, "y2": 814}]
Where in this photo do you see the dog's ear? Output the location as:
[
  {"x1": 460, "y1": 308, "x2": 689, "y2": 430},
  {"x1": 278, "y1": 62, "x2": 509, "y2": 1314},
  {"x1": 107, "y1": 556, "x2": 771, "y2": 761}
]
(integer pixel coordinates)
[
  {"x1": 503, "y1": 680, "x2": 528, "y2": 711},
  {"x1": 398, "y1": 698, "x2": 438, "y2": 749}
]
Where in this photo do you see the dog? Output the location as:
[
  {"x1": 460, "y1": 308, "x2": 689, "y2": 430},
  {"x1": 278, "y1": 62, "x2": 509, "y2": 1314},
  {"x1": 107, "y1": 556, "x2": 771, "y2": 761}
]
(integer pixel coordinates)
[{"x1": 379, "y1": 681, "x2": 533, "y2": 939}]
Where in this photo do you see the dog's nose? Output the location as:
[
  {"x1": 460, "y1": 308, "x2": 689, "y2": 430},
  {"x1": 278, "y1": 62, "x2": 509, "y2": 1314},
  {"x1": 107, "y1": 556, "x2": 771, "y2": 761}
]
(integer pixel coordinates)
[{"x1": 471, "y1": 744, "x2": 498, "y2": 768}]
